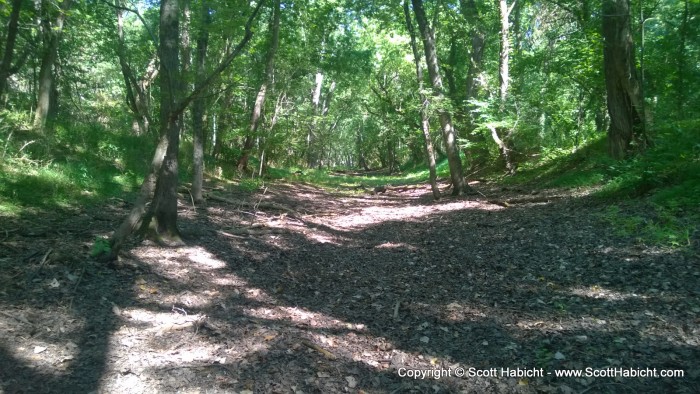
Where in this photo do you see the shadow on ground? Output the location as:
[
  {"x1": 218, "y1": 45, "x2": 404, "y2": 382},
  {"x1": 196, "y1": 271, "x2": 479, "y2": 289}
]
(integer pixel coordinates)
[{"x1": 1, "y1": 182, "x2": 698, "y2": 393}]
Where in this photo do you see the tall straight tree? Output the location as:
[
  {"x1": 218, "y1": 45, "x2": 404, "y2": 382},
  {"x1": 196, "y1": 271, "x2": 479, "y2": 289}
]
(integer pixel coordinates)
[
  {"x1": 191, "y1": 0, "x2": 212, "y2": 203},
  {"x1": 488, "y1": 0, "x2": 516, "y2": 173},
  {"x1": 33, "y1": 0, "x2": 73, "y2": 130},
  {"x1": 410, "y1": 0, "x2": 472, "y2": 195},
  {"x1": 238, "y1": 0, "x2": 281, "y2": 172},
  {"x1": 403, "y1": 0, "x2": 440, "y2": 200},
  {"x1": 0, "y1": 0, "x2": 23, "y2": 101},
  {"x1": 602, "y1": 0, "x2": 647, "y2": 159}
]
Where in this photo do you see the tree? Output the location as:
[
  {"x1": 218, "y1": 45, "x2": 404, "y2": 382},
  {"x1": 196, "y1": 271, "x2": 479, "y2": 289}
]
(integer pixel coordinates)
[
  {"x1": 191, "y1": 0, "x2": 212, "y2": 203},
  {"x1": 114, "y1": 0, "x2": 157, "y2": 135},
  {"x1": 410, "y1": 0, "x2": 473, "y2": 195},
  {"x1": 0, "y1": 0, "x2": 23, "y2": 101},
  {"x1": 238, "y1": 0, "x2": 281, "y2": 172},
  {"x1": 33, "y1": 0, "x2": 73, "y2": 131},
  {"x1": 403, "y1": 0, "x2": 440, "y2": 199},
  {"x1": 602, "y1": 0, "x2": 647, "y2": 159},
  {"x1": 103, "y1": 0, "x2": 266, "y2": 260},
  {"x1": 488, "y1": 0, "x2": 516, "y2": 173}
]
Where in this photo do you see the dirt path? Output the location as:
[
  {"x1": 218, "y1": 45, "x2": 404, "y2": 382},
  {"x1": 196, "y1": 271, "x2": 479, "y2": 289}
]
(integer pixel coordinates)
[{"x1": 1, "y1": 181, "x2": 698, "y2": 393}]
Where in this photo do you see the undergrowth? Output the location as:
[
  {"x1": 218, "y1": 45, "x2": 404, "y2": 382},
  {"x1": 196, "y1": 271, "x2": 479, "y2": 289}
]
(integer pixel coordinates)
[
  {"x1": 0, "y1": 112, "x2": 148, "y2": 215},
  {"x1": 502, "y1": 120, "x2": 700, "y2": 248}
]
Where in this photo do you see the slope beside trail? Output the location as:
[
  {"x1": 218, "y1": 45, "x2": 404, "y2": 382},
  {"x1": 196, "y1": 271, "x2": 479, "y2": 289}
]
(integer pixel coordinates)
[{"x1": 0, "y1": 180, "x2": 698, "y2": 393}]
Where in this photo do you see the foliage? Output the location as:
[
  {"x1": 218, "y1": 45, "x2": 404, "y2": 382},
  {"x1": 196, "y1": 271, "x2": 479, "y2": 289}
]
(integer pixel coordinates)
[{"x1": 90, "y1": 237, "x2": 112, "y2": 257}]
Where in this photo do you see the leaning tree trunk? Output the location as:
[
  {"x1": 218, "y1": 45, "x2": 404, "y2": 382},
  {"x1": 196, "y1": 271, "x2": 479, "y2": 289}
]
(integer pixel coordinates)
[
  {"x1": 33, "y1": 0, "x2": 73, "y2": 131},
  {"x1": 411, "y1": 0, "x2": 473, "y2": 196},
  {"x1": 238, "y1": 0, "x2": 280, "y2": 172},
  {"x1": 0, "y1": 0, "x2": 23, "y2": 100},
  {"x1": 602, "y1": 0, "x2": 647, "y2": 159},
  {"x1": 100, "y1": 1, "x2": 266, "y2": 261},
  {"x1": 403, "y1": 0, "x2": 440, "y2": 200}
]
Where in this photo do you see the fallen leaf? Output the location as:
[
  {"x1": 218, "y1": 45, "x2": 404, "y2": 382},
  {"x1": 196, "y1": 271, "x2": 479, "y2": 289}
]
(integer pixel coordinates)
[
  {"x1": 34, "y1": 346, "x2": 47, "y2": 354},
  {"x1": 554, "y1": 351, "x2": 566, "y2": 360},
  {"x1": 346, "y1": 375, "x2": 357, "y2": 388}
]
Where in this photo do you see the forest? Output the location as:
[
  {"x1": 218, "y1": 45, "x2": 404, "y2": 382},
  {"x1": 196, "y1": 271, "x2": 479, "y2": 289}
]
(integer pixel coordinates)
[{"x1": 0, "y1": 0, "x2": 699, "y2": 392}]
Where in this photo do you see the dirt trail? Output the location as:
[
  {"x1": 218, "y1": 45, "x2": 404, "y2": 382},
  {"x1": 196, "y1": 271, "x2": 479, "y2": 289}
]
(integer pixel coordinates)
[{"x1": 1, "y1": 181, "x2": 698, "y2": 393}]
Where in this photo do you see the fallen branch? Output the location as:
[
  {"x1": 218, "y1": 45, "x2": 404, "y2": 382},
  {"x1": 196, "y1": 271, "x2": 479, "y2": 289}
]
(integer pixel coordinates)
[
  {"x1": 301, "y1": 339, "x2": 337, "y2": 360},
  {"x1": 207, "y1": 193, "x2": 299, "y2": 216},
  {"x1": 488, "y1": 195, "x2": 560, "y2": 207}
]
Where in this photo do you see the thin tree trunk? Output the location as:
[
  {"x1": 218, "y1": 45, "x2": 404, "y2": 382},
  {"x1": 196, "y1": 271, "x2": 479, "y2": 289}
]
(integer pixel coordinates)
[
  {"x1": 238, "y1": 0, "x2": 281, "y2": 172},
  {"x1": 404, "y1": 0, "x2": 439, "y2": 200},
  {"x1": 676, "y1": 0, "x2": 688, "y2": 115},
  {"x1": 179, "y1": 0, "x2": 191, "y2": 138},
  {"x1": 191, "y1": 0, "x2": 211, "y2": 203},
  {"x1": 0, "y1": 0, "x2": 23, "y2": 100},
  {"x1": 33, "y1": 0, "x2": 73, "y2": 131},
  {"x1": 602, "y1": 0, "x2": 646, "y2": 159},
  {"x1": 307, "y1": 72, "x2": 324, "y2": 168},
  {"x1": 411, "y1": 0, "x2": 472, "y2": 195},
  {"x1": 493, "y1": 0, "x2": 516, "y2": 173},
  {"x1": 460, "y1": 0, "x2": 487, "y2": 164},
  {"x1": 115, "y1": 3, "x2": 152, "y2": 135}
]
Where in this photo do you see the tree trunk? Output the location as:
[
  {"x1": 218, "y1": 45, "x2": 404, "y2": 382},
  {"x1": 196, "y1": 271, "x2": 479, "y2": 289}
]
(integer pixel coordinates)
[
  {"x1": 307, "y1": 72, "x2": 324, "y2": 168},
  {"x1": 238, "y1": 0, "x2": 281, "y2": 172},
  {"x1": 411, "y1": 0, "x2": 473, "y2": 196},
  {"x1": 403, "y1": 0, "x2": 440, "y2": 200},
  {"x1": 33, "y1": 0, "x2": 73, "y2": 131},
  {"x1": 191, "y1": 0, "x2": 211, "y2": 203},
  {"x1": 0, "y1": 0, "x2": 23, "y2": 100},
  {"x1": 493, "y1": 0, "x2": 516, "y2": 173},
  {"x1": 115, "y1": 3, "x2": 153, "y2": 135},
  {"x1": 602, "y1": 0, "x2": 646, "y2": 159},
  {"x1": 460, "y1": 0, "x2": 487, "y2": 165},
  {"x1": 102, "y1": 0, "x2": 266, "y2": 261},
  {"x1": 676, "y1": 0, "x2": 688, "y2": 115},
  {"x1": 147, "y1": 0, "x2": 184, "y2": 245}
]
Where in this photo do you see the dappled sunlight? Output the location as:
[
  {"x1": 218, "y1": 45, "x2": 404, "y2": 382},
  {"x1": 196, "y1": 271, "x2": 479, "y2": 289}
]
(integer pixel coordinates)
[
  {"x1": 317, "y1": 199, "x2": 501, "y2": 229},
  {"x1": 570, "y1": 285, "x2": 649, "y2": 301},
  {"x1": 244, "y1": 305, "x2": 366, "y2": 331},
  {"x1": 186, "y1": 247, "x2": 227, "y2": 269}
]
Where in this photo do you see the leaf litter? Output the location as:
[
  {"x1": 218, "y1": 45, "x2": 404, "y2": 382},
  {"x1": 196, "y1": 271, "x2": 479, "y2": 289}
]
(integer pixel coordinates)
[{"x1": 0, "y1": 181, "x2": 698, "y2": 393}]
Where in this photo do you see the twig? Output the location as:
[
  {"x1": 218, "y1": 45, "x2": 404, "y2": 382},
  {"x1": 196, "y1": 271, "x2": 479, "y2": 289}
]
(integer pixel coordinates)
[
  {"x1": 301, "y1": 339, "x2": 337, "y2": 360},
  {"x1": 393, "y1": 300, "x2": 401, "y2": 319}
]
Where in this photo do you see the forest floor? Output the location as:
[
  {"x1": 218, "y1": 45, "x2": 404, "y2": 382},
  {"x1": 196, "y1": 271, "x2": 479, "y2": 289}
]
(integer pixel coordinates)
[{"x1": 0, "y1": 179, "x2": 698, "y2": 394}]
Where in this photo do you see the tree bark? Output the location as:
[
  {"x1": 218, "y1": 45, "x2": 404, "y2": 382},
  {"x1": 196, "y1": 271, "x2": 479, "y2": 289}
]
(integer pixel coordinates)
[
  {"x1": 0, "y1": 0, "x2": 23, "y2": 100},
  {"x1": 33, "y1": 0, "x2": 73, "y2": 131},
  {"x1": 675, "y1": 0, "x2": 688, "y2": 115},
  {"x1": 191, "y1": 0, "x2": 211, "y2": 203},
  {"x1": 237, "y1": 0, "x2": 280, "y2": 172},
  {"x1": 404, "y1": 0, "x2": 440, "y2": 200},
  {"x1": 460, "y1": 0, "x2": 487, "y2": 164},
  {"x1": 411, "y1": 0, "x2": 473, "y2": 196},
  {"x1": 602, "y1": 0, "x2": 646, "y2": 159},
  {"x1": 115, "y1": 3, "x2": 154, "y2": 135},
  {"x1": 148, "y1": 0, "x2": 184, "y2": 245},
  {"x1": 493, "y1": 0, "x2": 516, "y2": 173}
]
